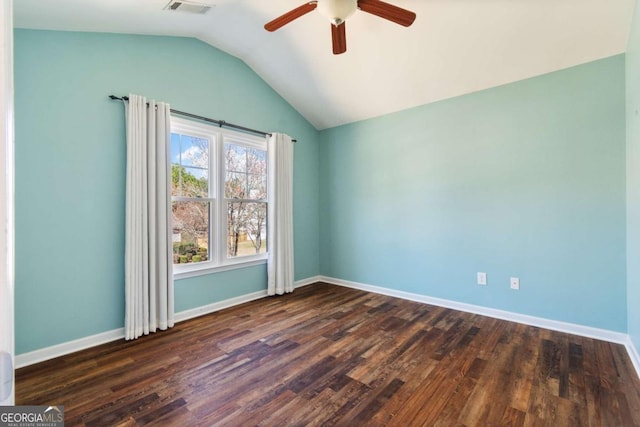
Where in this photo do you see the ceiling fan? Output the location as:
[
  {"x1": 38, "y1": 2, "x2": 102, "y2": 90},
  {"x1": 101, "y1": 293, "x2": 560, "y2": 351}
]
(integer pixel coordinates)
[{"x1": 264, "y1": 0, "x2": 416, "y2": 55}]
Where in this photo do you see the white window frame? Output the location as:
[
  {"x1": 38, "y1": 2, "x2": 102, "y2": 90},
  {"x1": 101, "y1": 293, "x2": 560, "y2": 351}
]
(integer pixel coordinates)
[{"x1": 171, "y1": 117, "x2": 268, "y2": 280}]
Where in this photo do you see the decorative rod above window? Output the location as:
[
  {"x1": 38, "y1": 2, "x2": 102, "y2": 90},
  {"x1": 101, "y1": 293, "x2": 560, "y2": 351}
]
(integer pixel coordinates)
[{"x1": 109, "y1": 95, "x2": 297, "y2": 142}]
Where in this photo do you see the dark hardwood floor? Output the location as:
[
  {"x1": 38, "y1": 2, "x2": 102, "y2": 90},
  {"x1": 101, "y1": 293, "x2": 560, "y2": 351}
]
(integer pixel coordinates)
[{"x1": 16, "y1": 283, "x2": 640, "y2": 426}]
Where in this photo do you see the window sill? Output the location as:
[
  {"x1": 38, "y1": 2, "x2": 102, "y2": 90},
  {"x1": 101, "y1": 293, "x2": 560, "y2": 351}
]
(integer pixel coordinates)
[{"x1": 174, "y1": 257, "x2": 267, "y2": 280}]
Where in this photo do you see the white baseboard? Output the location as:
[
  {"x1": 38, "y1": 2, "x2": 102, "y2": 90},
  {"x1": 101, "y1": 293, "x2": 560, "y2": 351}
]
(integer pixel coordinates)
[
  {"x1": 15, "y1": 328, "x2": 125, "y2": 369},
  {"x1": 319, "y1": 275, "x2": 631, "y2": 345},
  {"x1": 294, "y1": 275, "x2": 323, "y2": 288},
  {"x1": 625, "y1": 337, "x2": 640, "y2": 379},
  {"x1": 177, "y1": 277, "x2": 320, "y2": 322},
  {"x1": 16, "y1": 277, "x2": 320, "y2": 369},
  {"x1": 174, "y1": 290, "x2": 268, "y2": 323}
]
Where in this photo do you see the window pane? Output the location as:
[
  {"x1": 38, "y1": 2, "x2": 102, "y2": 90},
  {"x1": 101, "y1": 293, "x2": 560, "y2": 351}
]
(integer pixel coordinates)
[
  {"x1": 225, "y1": 143, "x2": 267, "y2": 200},
  {"x1": 171, "y1": 165, "x2": 208, "y2": 198},
  {"x1": 227, "y1": 202, "x2": 267, "y2": 257},
  {"x1": 225, "y1": 171, "x2": 247, "y2": 199},
  {"x1": 225, "y1": 143, "x2": 247, "y2": 172},
  {"x1": 247, "y1": 148, "x2": 267, "y2": 199},
  {"x1": 246, "y1": 148, "x2": 266, "y2": 171},
  {"x1": 180, "y1": 135, "x2": 209, "y2": 168},
  {"x1": 248, "y1": 174, "x2": 266, "y2": 200},
  {"x1": 172, "y1": 201, "x2": 210, "y2": 264},
  {"x1": 182, "y1": 167, "x2": 208, "y2": 197},
  {"x1": 171, "y1": 133, "x2": 210, "y2": 197}
]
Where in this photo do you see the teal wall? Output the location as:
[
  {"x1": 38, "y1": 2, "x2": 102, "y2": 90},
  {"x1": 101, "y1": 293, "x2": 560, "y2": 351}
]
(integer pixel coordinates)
[
  {"x1": 319, "y1": 56, "x2": 627, "y2": 332},
  {"x1": 13, "y1": 30, "x2": 320, "y2": 354},
  {"x1": 627, "y1": 0, "x2": 640, "y2": 351}
]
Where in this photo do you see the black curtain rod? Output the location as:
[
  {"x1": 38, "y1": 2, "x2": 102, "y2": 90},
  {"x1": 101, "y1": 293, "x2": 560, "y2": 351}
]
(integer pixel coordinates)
[{"x1": 109, "y1": 95, "x2": 296, "y2": 142}]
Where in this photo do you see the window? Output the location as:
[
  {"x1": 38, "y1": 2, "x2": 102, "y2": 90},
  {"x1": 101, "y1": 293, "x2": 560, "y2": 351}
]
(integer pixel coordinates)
[{"x1": 170, "y1": 117, "x2": 268, "y2": 278}]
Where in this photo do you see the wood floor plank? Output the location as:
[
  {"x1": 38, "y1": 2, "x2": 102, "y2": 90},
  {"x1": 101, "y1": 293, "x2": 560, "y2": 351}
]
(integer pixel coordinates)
[{"x1": 15, "y1": 282, "x2": 640, "y2": 426}]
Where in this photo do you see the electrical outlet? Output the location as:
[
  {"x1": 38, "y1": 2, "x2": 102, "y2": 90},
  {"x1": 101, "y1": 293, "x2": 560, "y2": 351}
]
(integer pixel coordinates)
[
  {"x1": 510, "y1": 277, "x2": 520, "y2": 290},
  {"x1": 477, "y1": 272, "x2": 487, "y2": 286}
]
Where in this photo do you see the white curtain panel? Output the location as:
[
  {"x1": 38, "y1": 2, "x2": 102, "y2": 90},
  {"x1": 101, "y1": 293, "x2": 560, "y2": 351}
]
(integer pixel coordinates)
[
  {"x1": 267, "y1": 133, "x2": 295, "y2": 295},
  {"x1": 124, "y1": 94, "x2": 174, "y2": 340}
]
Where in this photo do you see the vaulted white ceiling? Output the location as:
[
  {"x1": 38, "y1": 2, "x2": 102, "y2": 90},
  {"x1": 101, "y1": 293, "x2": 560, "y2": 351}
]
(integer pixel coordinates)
[{"x1": 13, "y1": 0, "x2": 636, "y2": 130}]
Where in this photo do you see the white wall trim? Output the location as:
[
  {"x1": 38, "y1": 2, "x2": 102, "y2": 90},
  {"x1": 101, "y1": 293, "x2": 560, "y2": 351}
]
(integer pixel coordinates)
[
  {"x1": 625, "y1": 337, "x2": 640, "y2": 379},
  {"x1": 294, "y1": 275, "x2": 323, "y2": 288},
  {"x1": 174, "y1": 277, "x2": 319, "y2": 323},
  {"x1": 15, "y1": 328, "x2": 125, "y2": 369},
  {"x1": 320, "y1": 275, "x2": 632, "y2": 346},
  {"x1": 173, "y1": 290, "x2": 268, "y2": 323}
]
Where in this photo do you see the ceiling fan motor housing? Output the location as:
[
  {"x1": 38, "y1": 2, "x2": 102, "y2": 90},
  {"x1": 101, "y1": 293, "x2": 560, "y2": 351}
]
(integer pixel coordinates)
[{"x1": 317, "y1": 0, "x2": 357, "y2": 26}]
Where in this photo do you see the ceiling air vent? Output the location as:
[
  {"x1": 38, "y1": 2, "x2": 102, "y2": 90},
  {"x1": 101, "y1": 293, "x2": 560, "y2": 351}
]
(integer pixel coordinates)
[{"x1": 164, "y1": 0, "x2": 214, "y2": 14}]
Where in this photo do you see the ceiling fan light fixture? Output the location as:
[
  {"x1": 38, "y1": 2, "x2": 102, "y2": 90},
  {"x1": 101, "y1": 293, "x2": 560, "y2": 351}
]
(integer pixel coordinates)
[
  {"x1": 317, "y1": 0, "x2": 357, "y2": 26},
  {"x1": 264, "y1": 0, "x2": 416, "y2": 55}
]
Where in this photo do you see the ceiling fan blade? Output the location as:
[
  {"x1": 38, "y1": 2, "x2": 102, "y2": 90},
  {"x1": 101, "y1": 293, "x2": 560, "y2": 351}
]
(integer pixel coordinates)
[
  {"x1": 265, "y1": 2, "x2": 318, "y2": 32},
  {"x1": 357, "y1": 0, "x2": 416, "y2": 27},
  {"x1": 332, "y1": 22, "x2": 347, "y2": 55}
]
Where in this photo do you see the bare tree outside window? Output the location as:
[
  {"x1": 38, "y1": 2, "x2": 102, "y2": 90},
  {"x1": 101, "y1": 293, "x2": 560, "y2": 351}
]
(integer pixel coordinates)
[{"x1": 225, "y1": 143, "x2": 267, "y2": 257}]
